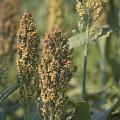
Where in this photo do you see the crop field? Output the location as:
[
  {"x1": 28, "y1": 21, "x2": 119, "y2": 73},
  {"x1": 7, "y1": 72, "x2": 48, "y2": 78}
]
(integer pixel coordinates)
[{"x1": 0, "y1": 0, "x2": 120, "y2": 120}]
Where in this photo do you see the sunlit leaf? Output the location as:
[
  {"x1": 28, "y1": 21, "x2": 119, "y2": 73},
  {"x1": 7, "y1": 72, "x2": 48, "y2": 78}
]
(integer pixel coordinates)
[
  {"x1": 68, "y1": 32, "x2": 86, "y2": 48},
  {"x1": 68, "y1": 26, "x2": 115, "y2": 48}
]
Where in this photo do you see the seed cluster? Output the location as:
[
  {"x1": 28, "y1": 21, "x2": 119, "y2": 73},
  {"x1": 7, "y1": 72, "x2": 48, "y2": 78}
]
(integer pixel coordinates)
[
  {"x1": 48, "y1": 0, "x2": 63, "y2": 30},
  {"x1": 17, "y1": 11, "x2": 40, "y2": 104},
  {"x1": 0, "y1": 0, "x2": 18, "y2": 55},
  {"x1": 76, "y1": 0, "x2": 109, "y2": 23},
  {"x1": 39, "y1": 28, "x2": 74, "y2": 119},
  {"x1": 76, "y1": 0, "x2": 109, "y2": 42},
  {"x1": 76, "y1": 0, "x2": 84, "y2": 20}
]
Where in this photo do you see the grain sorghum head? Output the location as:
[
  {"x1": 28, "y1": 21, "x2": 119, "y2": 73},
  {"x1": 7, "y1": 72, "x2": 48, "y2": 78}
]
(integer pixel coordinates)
[
  {"x1": 76, "y1": 0, "x2": 109, "y2": 42},
  {"x1": 76, "y1": 0, "x2": 109, "y2": 24},
  {"x1": 39, "y1": 27, "x2": 75, "y2": 119},
  {"x1": 76, "y1": 0, "x2": 84, "y2": 21},
  {"x1": 17, "y1": 11, "x2": 40, "y2": 104}
]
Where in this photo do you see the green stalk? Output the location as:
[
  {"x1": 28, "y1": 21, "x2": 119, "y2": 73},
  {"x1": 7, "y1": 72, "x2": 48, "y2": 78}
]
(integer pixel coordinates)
[
  {"x1": 99, "y1": 38, "x2": 107, "y2": 105},
  {"x1": 82, "y1": 43, "x2": 88, "y2": 101},
  {"x1": 81, "y1": 0, "x2": 90, "y2": 101},
  {"x1": 49, "y1": 103, "x2": 55, "y2": 120},
  {"x1": 82, "y1": 26, "x2": 89, "y2": 101},
  {"x1": 49, "y1": 108, "x2": 54, "y2": 120},
  {"x1": 49, "y1": 113, "x2": 54, "y2": 120}
]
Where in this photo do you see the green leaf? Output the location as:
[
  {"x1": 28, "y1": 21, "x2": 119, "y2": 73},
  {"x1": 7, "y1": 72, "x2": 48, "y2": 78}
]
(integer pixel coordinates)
[
  {"x1": 68, "y1": 26, "x2": 113, "y2": 48},
  {"x1": 73, "y1": 101, "x2": 91, "y2": 120},
  {"x1": 0, "y1": 81, "x2": 19, "y2": 104},
  {"x1": 68, "y1": 32, "x2": 86, "y2": 48},
  {"x1": 91, "y1": 99, "x2": 120, "y2": 120},
  {"x1": 91, "y1": 109, "x2": 112, "y2": 120}
]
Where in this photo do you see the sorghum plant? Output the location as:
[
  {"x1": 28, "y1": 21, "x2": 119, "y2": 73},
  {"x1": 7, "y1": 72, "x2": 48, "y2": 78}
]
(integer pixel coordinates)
[
  {"x1": 39, "y1": 28, "x2": 75, "y2": 120},
  {"x1": 47, "y1": 0, "x2": 64, "y2": 30},
  {"x1": 76, "y1": 0, "x2": 109, "y2": 100},
  {"x1": 17, "y1": 11, "x2": 40, "y2": 109}
]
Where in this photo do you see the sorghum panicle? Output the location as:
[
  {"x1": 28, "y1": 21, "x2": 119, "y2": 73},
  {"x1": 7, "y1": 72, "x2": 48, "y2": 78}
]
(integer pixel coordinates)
[
  {"x1": 76, "y1": 0, "x2": 109, "y2": 40},
  {"x1": 76, "y1": 0, "x2": 109, "y2": 23},
  {"x1": 17, "y1": 11, "x2": 40, "y2": 104},
  {"x1": 39, "y1": 28, "x2": 75, "y2": 119},
  {"x1": 76, "y1": 0, "x2": 84, "y2": 21}
]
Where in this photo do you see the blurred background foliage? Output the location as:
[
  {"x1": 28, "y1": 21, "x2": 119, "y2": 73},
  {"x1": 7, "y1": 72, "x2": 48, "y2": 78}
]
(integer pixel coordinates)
[{"x1": 0, "y1": 0, "x2": 120, "y2": 120}]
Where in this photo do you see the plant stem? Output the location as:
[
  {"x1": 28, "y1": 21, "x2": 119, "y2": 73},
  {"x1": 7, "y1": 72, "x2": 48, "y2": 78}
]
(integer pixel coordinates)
[
  {"x1": 49, "y1": 104, "x2": 55, "y2": 120},
  {"x1": 82, "y1": 43, "x2": 88, "y2": 101},
  {"x1": 99, "y1": 39, "x2": 107, "y2": 105},
  {"x1": 82, "y1": 23, "x2": 89, "y2": 101},
  {"x1": 81, "y1": 0, "x2": 90, "y2": 101}
]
